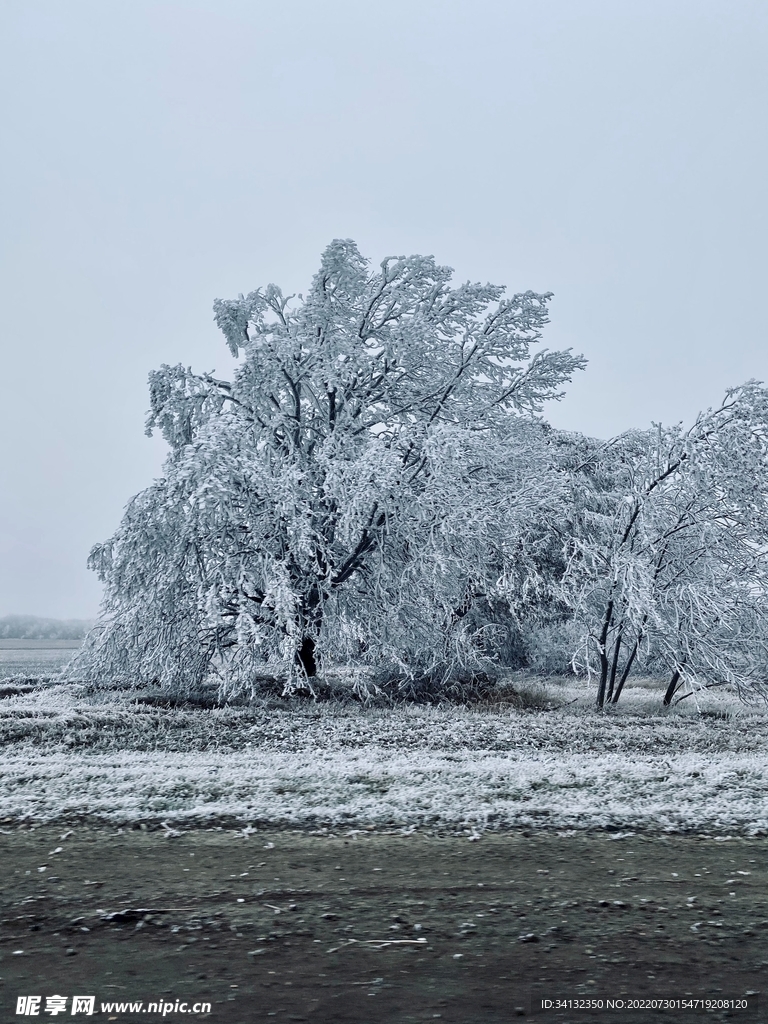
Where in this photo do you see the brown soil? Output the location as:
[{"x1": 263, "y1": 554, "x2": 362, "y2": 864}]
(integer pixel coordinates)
[{"x1": 0, "y1": 827, "x2": 765, "y2": 1022}]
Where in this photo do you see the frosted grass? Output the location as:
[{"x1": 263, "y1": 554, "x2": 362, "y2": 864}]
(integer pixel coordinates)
[
  {"x1": 0, "y1": 749, "x2": 765, "y2": 834},
  {"x1": 0, "y1": 679, "x2": 765, "y2": 833},
  {"x1": 0, "y1": 679, "x2": 763, "y2": 755}
]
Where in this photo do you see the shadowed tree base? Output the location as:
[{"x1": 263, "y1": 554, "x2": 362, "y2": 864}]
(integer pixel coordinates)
[{"x1": 298, "y1": 635, "x2": 317, "y2": 678}]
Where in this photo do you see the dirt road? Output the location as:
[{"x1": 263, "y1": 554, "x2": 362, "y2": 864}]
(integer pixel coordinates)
[{"x1": 0, "y1": 827, "x2": 764, "y2": 1022}]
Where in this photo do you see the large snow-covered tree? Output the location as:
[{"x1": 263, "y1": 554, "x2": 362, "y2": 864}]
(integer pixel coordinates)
[
  {"x1": 560, "y1": 383, "x2": 768, "y2": 707},
  {"x1": 75, "y1": 240, "x2": 584, "y2": 694}
]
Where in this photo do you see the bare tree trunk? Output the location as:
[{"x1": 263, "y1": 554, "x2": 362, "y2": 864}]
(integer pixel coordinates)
[
  {"x1": 606, "y1": 628, "x2": 623, "y2": 703},
  {"x1": 610, "y1": 614, "x2": 648, "y2": 706},
  {"x1": 596, "y1": 599, "x2": 614, "y2": 709},
  {"x1": 663, "y1": 669, "x2": 681, "y2": 707},
  {"x1": 610, "y1": 642, "x2": 638, "y2": 705},
  {"x1": 298, "y1": 635, "x2": 318, "y2": 678},
  {"x1": 295, "y1": 583, "x2": 322, "y2": 679}
]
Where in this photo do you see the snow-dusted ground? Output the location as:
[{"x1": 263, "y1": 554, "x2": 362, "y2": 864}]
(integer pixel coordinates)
[{"x1": 0, "y1": 676, "x2": 766, "y2": 834}]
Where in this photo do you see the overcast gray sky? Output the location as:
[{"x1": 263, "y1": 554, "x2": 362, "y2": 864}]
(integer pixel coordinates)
[{"x1": 1, "y1": 0, "x2": 766, "y2": 619}]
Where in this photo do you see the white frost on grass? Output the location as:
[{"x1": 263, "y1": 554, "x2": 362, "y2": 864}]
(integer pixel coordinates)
[
  {"x1": 0, "y1": 678, "x2": 766, "y2": 833},
  {"x1": 0, "y1": 748, "x2": 766, "y2": 834},
  {"x1": 0, "y1": 680, "x2": 765, "y2": 755}
]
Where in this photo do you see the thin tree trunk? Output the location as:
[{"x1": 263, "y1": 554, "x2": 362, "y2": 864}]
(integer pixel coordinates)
[
  {"x1": 610, "y1": 643, "x2": 638, "y2": 705},
  {"x1": 663, "y1": 669, "x2": 681, "y2": 707},
  {"x1": 596, "y1": 599, "x2": 614, "y2": 709},
  {"x1": 606, "y1": 628, "x2": 623, "y2": 704},
  {"x1": 610, "y1": 614, "x2": 648, "y2": 705}
]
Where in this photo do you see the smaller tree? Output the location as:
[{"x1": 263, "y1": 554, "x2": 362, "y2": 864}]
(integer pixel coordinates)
[{"x1": 560, "y1": 383, "x2": 768, "y2": 707}]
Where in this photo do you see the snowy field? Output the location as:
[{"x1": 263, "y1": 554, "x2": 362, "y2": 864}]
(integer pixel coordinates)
[
  {"x1": 0, "y1": 665, "x2": 766, "y2": 835},
  {"x1": 0, "y1": 643, "x2": 78, "y2": 678}
]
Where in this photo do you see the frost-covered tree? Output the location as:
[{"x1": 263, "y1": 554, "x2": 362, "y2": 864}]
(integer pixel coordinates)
[
  {"x1": 74, "y1": 240, "x2": 584, "y2": 694},
  {"x1": 321, "y1": 419, "x2": 575, "y2": 689},
  {"x1": 560, "y1": 383, "x2": 768, "y2": 707}
]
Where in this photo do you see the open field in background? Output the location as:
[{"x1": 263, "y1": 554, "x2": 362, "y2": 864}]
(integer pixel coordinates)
[
  {"x1": 0, "y1": 664, "x2": 765, "y2": 834},
  {"x1": 0, "y1": 642, "x2": 78, "y2": 678}
]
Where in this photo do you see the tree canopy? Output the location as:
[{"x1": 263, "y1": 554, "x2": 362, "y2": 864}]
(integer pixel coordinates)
[
  {"x1": 72, "y1": 241, "x2": 768, "y2": 708},
  {"x1": 76, "y1": 240, "x2": 584, "y2": 695}
]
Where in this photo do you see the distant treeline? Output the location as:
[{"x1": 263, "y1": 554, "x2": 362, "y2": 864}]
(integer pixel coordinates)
[{"x1": 0, "y1": 615, "x2": 94, "y2": 640}]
